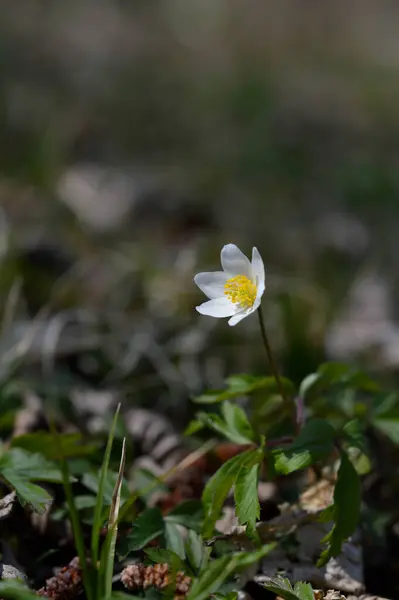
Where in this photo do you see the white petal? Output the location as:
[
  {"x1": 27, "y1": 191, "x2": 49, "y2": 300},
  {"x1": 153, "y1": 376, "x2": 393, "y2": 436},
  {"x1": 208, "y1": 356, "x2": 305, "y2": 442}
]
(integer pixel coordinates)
[
  {"x1": 194, "y1": 271, "x2": 228, "y2": 299},
  {"x1": 251, "y1": 247, "x2": 265, "y2": 287},
  {"x1": 252, "y1": 295, "x2": 262, "y2": 312},
  {"x1": 220, "y1": 244, "x2": 251, "y2": 277},
  {"x1": 228, "y1": 296, "x2": 262, "y2": 326},
  {"x1": 196, "y1": 297, "x2": 236, "y2": 318},
  {"x1": 228, "y1": 309, "x2": 251, "y2": 326}
]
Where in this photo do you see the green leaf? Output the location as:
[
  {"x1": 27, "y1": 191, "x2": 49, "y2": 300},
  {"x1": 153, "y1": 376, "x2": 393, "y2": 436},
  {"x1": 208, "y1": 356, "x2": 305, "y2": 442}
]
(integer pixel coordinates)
[
  {"x1": 145, "y1": 548, "x2": 188, "y2": 573},
  {"x1": 272, "y1": 419, "x2": 335, "y2": 474},
  {"x1": 82, "y1": 471, "x2": 130, "y2": 505},
  {"x1": 128, "y1": 507, "x2": 165, "y2": 551},
  {"x1": 0, "y1": 448, "x2": 65, "y2": 483},
  {"x1": 74, "y1": 495, "x2": 97, "y2": 510},
  {"x1": 202, "y1": 449, "x2": 255, "y2": 538},
  {"x1": 194, "y1": 412, "x2": 253, "y2": 445},
  {"x1": 10, "y1": 479, "x2": 52, "y2": 513},
  {"x1": 165, "y1": 500, "x2": 204, "y2": 532},
  {"x1": 0, "y1": 448, "x2": 67, "y2": 512},
  {"x1": 221, "y1": 401, "x2": 256, "y2": 443},
  {"x1": 184, "y1": 420, "x2": 205, "y2": 436},
  {"x1": 317, "y1": 451, "x2": 361, "y2": 567},
  {"x1": 187, "y1": 555, "x2": 235, "y2": 600},
  {"x1": 318, "y1": 363, "x2": 378, "y2": 391},
  {"x1": 294, "y1": 582, "x2": 315, "y2": 600},
  {"x1": 343, "y1": 420, "x2": 370, "y2": 474},
  {"x1": 193, "y1": 375, "x2": 294, "y2": 404},
  {"x1": 261, "y1": 576, "x2": 314, "y2": 600},
  {"x1": 91, "y1": 403, "x2": 121, "y2": 571},
  {"x1": 373, "y1": 417, "x2": 399, "y2": 444},
  {"x1": 185, "y1": 530, "x2": 209, "y2": 574},
  {"x1": 234, "y1": 450, "x2": 263, "y2": 531},
  {"x1": 232, "y1": 544, "x2": 275, "y2": 568},
  {"x1": 188, "y1": 545, "x2": 276, "y2": 600},
  {"x1": 165, "y1": 521, "x2": 186, "y2": 559},
  {"x1": 343, "y1": 420, "x2": 367, "y2": 454},
  {"x1": 0, "y1": 580, "x2": 40, "y2": 600},
  {"x1": 300, "y1": 363, "x2": 379, "y2": 402},
  {"x1": 10, "y1": 432, "x2": 96, "y2": 459}
]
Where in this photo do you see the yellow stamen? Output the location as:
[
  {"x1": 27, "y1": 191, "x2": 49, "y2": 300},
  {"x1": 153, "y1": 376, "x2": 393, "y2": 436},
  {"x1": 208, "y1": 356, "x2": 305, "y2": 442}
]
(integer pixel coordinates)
[{"x1": 224, "y1": 275, "x2": 257, "y2": 308}]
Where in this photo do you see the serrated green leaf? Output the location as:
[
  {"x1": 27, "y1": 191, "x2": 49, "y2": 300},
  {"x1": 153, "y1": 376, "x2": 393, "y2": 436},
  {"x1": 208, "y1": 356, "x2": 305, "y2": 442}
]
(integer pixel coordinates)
[
  {"x1": 221, "y1": 401, "x2": 256, "y2": 443},
  {"x1": 0, "y1": 448, "x2": 65, "y2": 483},
  {"x1": 202, "y1": 449, "x2": 255, "y2": 538},
  {"x1": 294, "y1": 581, "x2": 315, "y2": 600},
  {"x1": 260, "y1": 575, "x2": 314, "y2": 600},
  {"x1": 165, "y1": 521, "x2": 186, "y2": 559},
  {"x1": 185, "y1": 530, "x2": 208, "y2": 574},
  {"x1": 195, "y1": 412, "x2": 253, "y2": 445},
  {"x1": 234, "y1": 450, "x2": 262, "y2": 531},
  {"x1": 317, "y1": 451, "x2": 361, "y2": 567},
  {"x1": 165, "y1": 500, "x2": 204, "y2": 532},
  {"x1": 11, "y1": 479, "x2": 52, "y2": 513},
  {"x1": 0, "y1": 448, "x2": 68, "y2": 512},
  {"x1": 272, "y1": 419, "x2": 335, "y2": 474},
  {"x1": 127, "y1": 507, "x2": 165, "y2": 551}
]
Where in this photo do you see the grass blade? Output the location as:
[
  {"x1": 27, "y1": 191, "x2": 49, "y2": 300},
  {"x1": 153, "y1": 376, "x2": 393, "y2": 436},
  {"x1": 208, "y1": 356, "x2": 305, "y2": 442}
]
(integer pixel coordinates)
[
  {"x1": 102, "y1": 437, "x2": 126, "y2": 598},
  {"x1": 91, "y1": 403, "x2": 121, "y2": 567}
]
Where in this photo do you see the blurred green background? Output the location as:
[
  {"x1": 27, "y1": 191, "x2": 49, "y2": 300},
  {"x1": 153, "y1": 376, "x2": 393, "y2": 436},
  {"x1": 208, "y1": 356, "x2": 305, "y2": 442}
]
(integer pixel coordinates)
[{"x1": 2, "y1": 0, "x2": 399, "y2": 421}]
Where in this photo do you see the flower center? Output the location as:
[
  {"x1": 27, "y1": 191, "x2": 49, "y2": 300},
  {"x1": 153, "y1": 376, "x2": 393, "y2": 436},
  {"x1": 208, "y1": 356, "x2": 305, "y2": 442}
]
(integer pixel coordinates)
[{"x1": 224, "y1": 275, "x2": 257, "y2": 308}]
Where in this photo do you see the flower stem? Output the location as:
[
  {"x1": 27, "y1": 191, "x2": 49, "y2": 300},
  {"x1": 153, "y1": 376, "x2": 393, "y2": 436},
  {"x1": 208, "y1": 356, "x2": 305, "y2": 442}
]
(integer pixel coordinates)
[{"x1": 257, "y1": 306, "x2": 294, "y2": 427}]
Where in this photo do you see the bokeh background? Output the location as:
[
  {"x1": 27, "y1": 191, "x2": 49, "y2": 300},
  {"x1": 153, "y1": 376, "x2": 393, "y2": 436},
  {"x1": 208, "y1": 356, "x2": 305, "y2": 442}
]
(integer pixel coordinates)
[{"x1": 2, "y1": 0, "x2": 399, "y2": 425}]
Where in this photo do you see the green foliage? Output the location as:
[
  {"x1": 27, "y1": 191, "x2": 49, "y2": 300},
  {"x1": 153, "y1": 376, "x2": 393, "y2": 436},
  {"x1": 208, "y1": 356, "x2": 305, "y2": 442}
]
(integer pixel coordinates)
[
  {"x1": 92, "y1": 404, "x2": 121, "y2": 569},
  {"x1": 0, "y1": 581, "x2": 39, "y2": 600},
  {"x1": 193, "y1": 374, "x2": 294, "y2": 405},
  {"x1": 0, "y1": 448, "x2": 66, "y2": 512},
  {"x1": 10, "y1": 432, "x2": 96, "y2": 459},
  {"x1": 187, "y1": 545, "x2": 275, "y2": 600},
  {"x1": 145, "y1": 548, "x2": 188, "y2": 573},
  {"x1": 187, "y1": 400, "x2": 256, "y2": 444},
  {"x1": 300, "y1": 362, "x2": 379, "y2": 399},
  {"x1": 202, "y1": 448, "x2": 263, "y2": 538},
  {"x1": 272, "y1": 419, "x2": 336, "y2": 474},
  {"x1": 119, "y1": 501, "x2": 205, "y2": 559},
  {"x1": 124, "y1": 507, "x2": 165, "y2": 552},
  {"x1": 260, "y1": 576, "x2": 314, "y2": 600},
  {"x1": 234, "y1": 451, "x2": 263, "y2": 535},
  {"x1": 185, "y1": 530, "x2": 210, "y2": 574},
  {"x1": 318, "y1": 451, "x2": 361, "y2": 567}
]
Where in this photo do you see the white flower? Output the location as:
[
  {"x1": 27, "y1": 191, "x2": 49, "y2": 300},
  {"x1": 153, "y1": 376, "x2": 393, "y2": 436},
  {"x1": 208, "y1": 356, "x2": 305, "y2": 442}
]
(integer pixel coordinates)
[{"x1": 194, "y1": 243, "x2": 265, "y2": 326}]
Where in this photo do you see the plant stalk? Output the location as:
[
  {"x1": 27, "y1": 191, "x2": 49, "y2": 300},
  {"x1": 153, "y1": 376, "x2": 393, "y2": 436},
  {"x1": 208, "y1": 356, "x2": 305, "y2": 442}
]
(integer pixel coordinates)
[{"x1": 257, "y1": 305, "x2": 296, "y2": 430}]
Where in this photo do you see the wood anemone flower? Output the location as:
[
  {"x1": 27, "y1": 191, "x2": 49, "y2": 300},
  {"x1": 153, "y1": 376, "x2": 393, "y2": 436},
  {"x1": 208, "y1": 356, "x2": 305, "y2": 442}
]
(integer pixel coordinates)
[{"x1": 194, "y1": 243, "x2": 265, "y2": 326}]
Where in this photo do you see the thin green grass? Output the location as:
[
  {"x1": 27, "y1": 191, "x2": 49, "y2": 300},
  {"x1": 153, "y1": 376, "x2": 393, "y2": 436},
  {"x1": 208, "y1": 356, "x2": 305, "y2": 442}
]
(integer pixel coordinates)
[{"x1": 91, "y1": 403, "x2": 121, "y2": 568}]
